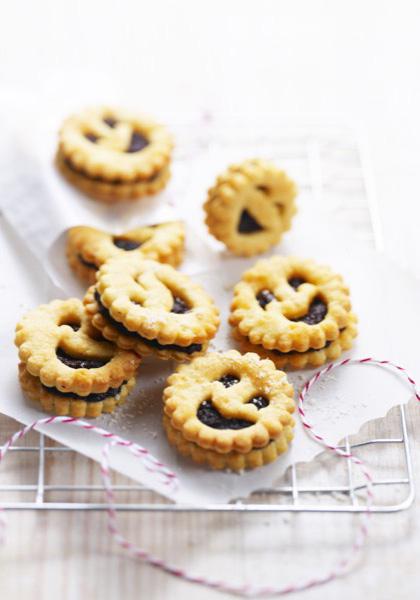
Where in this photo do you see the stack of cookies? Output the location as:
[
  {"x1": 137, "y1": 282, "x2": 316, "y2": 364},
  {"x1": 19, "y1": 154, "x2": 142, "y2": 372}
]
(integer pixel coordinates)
[
  {"x1": 15, "y1": 299, "x2": 140, "y2": 418},
  {"x1": 163, "y1": 351, "x2": 295, "y2": 471},
  {"x1": 230, "y1": 255, "x2": 358, "y2": 369},
  {"x1": 57, "y1": 106, "x2": 173, "y2": 202}
]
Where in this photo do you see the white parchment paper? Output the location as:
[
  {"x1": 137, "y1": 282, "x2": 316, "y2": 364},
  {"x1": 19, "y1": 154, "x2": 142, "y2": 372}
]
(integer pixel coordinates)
[{"x1": 1, "y1": 105, "x2": 419, "y2": 505}]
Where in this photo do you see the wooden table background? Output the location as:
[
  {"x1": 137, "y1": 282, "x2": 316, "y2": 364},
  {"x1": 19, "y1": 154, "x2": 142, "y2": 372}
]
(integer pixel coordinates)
[{"x1": 1, "y1": 1, "x2": 420, "y2": 598}]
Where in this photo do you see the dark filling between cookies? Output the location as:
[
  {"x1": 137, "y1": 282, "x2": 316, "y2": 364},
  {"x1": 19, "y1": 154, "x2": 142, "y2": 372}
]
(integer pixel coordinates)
[
  {"x1": 94, "y1": 290, "x2": 202, "y2": 354},
  {"x1": 41, "y1": 381, "x2": 125, "y2": 403},
  {"x1": 197, "y1": 395, "x2": 269, "y2": 430},
  {"x1": 238, "y1": 209, "x2": 264, "y2": 234},
  {"x1": 56, "y1": 348, "x2": 109, "y2": 369},
  {"x1": 63, "y1": 158, "x2": 162, "y2": 185}
]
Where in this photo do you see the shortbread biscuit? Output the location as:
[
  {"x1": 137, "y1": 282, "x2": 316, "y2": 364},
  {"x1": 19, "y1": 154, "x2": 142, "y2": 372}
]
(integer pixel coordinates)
[
  {"x1": 84, "y1": 257, "x2": 220, "y2": 361},
  {"x1": 230, "y1": 256, "x2": 354, "y2": 354},
  {"x1": 19, "y1": 363, "x2": 136, "y2": 418},
  {"x1": 67, "y1": 222, "x2": 185, "y2": 284},
  {"x1": 15, "y1": 298, "x2": 140, "y2": 416},
  {"x1": 163, "y1": 350, "x2": 295, "y2": 470},
  {"x1": 57, "y1": 106, "x2": 173, "y2": 202},
  {"x1": 232, "y1": 312, "x2": 358, "y2": 369},
  {"x1": 204, "y1": 159, "x2": 297, "y2": 256}
]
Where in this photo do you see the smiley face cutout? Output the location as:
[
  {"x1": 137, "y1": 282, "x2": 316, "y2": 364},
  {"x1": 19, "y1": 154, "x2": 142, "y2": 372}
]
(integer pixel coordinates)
[
  {"x1": 204, "y1": 159, "x2": 297, "y2": 256},
  {"x1": 230, "y1": 256, "x2": 355, "y2": 354},
  {"x1": 163, "y1": 350, "x2": 295, "y2": 470}
]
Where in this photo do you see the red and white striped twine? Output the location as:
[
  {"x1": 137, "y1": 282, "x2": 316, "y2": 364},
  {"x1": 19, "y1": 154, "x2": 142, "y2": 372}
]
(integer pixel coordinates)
[{"x1": 0, "y1": 357, "x2": 418, "y2": 596}]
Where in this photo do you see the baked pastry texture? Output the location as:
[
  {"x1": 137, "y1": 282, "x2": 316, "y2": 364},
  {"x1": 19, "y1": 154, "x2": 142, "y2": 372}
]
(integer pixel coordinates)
[
  {"x1": 163, "y1": 350, "x2": 295, "y2": 470},
  {"x1": 204, "y1": 159, "x2": 297, "y2": 256},
  {"x1": 67, "y1": 221, "x2": 185, "y2": 284},
  {"x1": 15, "y1": 298, "x2": 140, "y2": 417},
  {"x1": 57, "y1": 106, "x2": 173, "y2": 202},
  {"x1": 84, "y1": 256, "x2": 220, "y2": 361},
  {"x1": 230, "y1": 256, "x2": 357, "y2": 368}
]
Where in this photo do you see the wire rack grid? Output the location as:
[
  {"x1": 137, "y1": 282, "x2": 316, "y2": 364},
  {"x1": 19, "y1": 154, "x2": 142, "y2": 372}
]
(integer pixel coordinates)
[{"x1": 0, "y1": 121, "x2": 415, "y2": 514}]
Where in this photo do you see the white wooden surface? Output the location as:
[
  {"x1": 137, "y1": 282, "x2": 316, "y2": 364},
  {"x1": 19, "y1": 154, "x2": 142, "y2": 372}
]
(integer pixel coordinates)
[{"x1": 1, "y1": 2, "x2": 420, "y2": 598}]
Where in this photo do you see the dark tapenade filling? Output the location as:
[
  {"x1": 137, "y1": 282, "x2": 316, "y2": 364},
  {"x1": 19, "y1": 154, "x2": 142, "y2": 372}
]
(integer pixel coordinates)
[
  {"x1": 41, "y1": 381, "x2": 125, "y2": 403},
  {"x1": 63, "y1": 158, "x2": 162, "y2": 185},
  {"x1": 94, "y1": 290, "x2": 202, "y2": 355}
]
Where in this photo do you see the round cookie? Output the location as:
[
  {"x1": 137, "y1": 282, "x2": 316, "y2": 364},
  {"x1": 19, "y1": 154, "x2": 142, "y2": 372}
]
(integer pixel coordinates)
[
  {"x1": 15, "y1": 298, "x2": 140, "y2": 417},
  {"x1": 84, "y1": 256, "x2": 220, "y2": 361},
  {"x1": 163, "y1": 350, "x2": 295, "y2": 470},
  {"x1": 204, "y1": 159, "x2": 297, "y2": 256},
  {"x1": 57, "y1": 106, "x2": 173, "y2": 202},
  {"x1": 230, "y1": 256, "x2": 354, "y2": 354},
  {"x1": 67, "y1": 221, "x2": 185, "y2": 284}
]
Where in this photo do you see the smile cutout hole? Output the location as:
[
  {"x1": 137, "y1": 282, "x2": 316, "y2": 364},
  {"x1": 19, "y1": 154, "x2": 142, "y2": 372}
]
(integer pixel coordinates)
[
  {"x1": 256, "y1": 289, "x2": 276, "y2": 309},
  {"x1": 56, "y1": 347, "x2": 109, "y2": 369},
  {"x1": 197, "y1": 399, "x2": 254, "y2": 430},
  {"x1": 126, "y1": 132, "x2": 149, "y2": 153}
]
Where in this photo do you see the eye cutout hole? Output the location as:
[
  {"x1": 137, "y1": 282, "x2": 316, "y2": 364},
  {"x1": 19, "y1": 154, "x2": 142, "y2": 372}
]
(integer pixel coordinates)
[
  {"x1": 218, "y1": 374, "x2": 240, "y2": 388},
  {"x1": 113, "y1": 237, "x2": 142, "y2": 251},
  {"x1": 171, "y1": 296, "x2": 191, "y2": 314},
  {"x1": 255, "y1": 184, "x2": 271, "y2": 195},
  {"x1": 256, "y1": 289, "x2": 276, "y2": 309},
  {"x1": 103, "y1": 117, "x2": 117, "y2": 128},
  {"x1": 248, "y1": 395, "x2": 269, "y2": 409},
  {"x1": 59, "y1": 318, "x2": 82, "y2": 332},
  {"x1": 56, "y1": 347, "x2": 109, "y2": 369},
  {"x1": 288, "y1": 276, "x2": 307, "y2": 290},
  {"x1": 84, "y1": 133, "x2": 99, "y2": 143},
  {"x1": 126, "y1": 131, "x2": 150, "y2": 153}
]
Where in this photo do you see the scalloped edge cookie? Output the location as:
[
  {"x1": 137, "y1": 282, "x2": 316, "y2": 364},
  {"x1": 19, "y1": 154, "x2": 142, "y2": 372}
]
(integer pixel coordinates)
[
  {"x1": 15, "y1": 298, "x2": 140, "y2": 396},
  {"x1": 58, "y1": 106, "x2": 173, "y2": 183},
  {"x1": 232, "y1": 312, "x2": 358, "y2": 369},
  {"x1": 204, "y1": 159, "x2": 297, "y2": 256},
  {"x1": 94, "y1": 256, "x2": 220, "y2": 348},
  {"x1": 67, "y1": 221, "x2": 185, "y2": 284},
  {"x1": 19, "y1": 363, "x2": 136, "y2": 418},
  {"x1": 230, "y1": 256, "x2": 353, "y2": 353},
  {"x1": 84, "y1": 286, "x2": 211, "y2": 361},
  {"x1": 163, "y1": 350, "x2": 295, "y2": 457}
]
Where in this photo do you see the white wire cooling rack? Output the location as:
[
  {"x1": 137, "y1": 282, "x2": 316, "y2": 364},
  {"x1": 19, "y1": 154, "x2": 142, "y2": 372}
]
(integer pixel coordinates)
[{"x1": 0, "y1": 119, "x2": 415, "y2": 514}]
